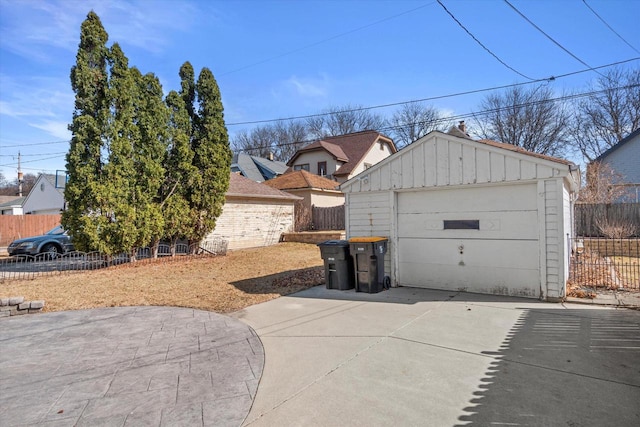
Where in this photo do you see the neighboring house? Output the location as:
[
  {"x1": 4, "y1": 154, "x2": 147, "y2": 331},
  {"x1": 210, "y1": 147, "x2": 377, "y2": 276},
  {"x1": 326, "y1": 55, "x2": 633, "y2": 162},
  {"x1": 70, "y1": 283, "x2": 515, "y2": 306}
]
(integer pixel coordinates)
[
  {"x1": 0, "y1": 196, "x2": 24, "y2": 215},
  {"x1": 341, "y1": 126, "x2": 581, "y2": 301},
  {"x1": 202, "y1": 173, "x2": 301, "y2": 250},
  {"x1": 263, "y1": 170, "x2": 344, "y2": 210},
  {"x1": 231, "y1": 153, "x2": 288, "y2": 183},
  {"x1": 286, "y1": 130, "x2": 397, "y2": 184},
  {"x1": 593, "y1": 128, "x2": 640, "y2": 203},
  {"x1": 22, "y1": 174, "x2": 66, "y2": 214}
]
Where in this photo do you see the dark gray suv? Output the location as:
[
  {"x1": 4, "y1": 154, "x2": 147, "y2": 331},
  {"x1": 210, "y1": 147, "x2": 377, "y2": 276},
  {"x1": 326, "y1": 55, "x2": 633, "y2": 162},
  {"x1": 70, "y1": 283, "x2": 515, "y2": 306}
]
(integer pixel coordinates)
[{"x1": 7, "y1": 226, "x2": 75, "y2": 258}]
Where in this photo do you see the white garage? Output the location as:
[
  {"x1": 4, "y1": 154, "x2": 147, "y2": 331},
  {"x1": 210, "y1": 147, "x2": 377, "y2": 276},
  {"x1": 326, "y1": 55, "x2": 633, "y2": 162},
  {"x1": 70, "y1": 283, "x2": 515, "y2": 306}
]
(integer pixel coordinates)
[{"x1": 341, "y1": 128, "x2": 581, "y2": 300}]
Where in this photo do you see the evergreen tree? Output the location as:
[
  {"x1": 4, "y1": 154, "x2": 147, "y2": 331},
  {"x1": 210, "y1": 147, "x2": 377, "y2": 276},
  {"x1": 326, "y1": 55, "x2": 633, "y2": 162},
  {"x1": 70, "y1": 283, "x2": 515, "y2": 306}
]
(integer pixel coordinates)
[
  {"x1": 101, "y1": 42, "x2": 138, "y2": 254},
  {"x1": 179, "y1": 62, "x2": 197, "y2": 127},
  {"x1": 63, "y1": 11, "x2": 111, "y2": 252},
  {"x1": 131, "y1": 68, "x2": 169, "y2": 254},
  {"x1": 65, "y1": 14, "x2": 229, "y2": 256},
  {"x1": 189, "y1": 68, "x2": 231, "y2": 244},
  {"x1": 162, "y1": 90, "x2": 197, "y2": 248}
]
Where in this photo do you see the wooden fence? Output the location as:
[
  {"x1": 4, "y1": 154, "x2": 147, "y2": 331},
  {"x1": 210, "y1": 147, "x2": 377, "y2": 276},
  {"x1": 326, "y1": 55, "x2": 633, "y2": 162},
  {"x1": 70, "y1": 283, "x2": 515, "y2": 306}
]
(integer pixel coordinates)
[
  {"x1": 575, "y1": 203, "x2": 640, "y2": 237},
  {"x1": 312, "y1": 205, "x2": 345, "y2": 231},
  {"x1": 0, "y1": 215, "x2": 62, "y2": 247}
]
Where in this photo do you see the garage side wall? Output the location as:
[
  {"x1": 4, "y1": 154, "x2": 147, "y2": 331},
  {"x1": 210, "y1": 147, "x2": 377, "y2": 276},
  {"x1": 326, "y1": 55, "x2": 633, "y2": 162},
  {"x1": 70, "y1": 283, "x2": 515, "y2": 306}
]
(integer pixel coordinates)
[
  {"x1": 345, "y1": 191, "x2": 392, "y2": 278},
  {"x1": 542, "y1": 179, "x2": 570, "y2": 299},
  {"x1": 203, "y1": 198, "x2": 295, "y2": 250}
]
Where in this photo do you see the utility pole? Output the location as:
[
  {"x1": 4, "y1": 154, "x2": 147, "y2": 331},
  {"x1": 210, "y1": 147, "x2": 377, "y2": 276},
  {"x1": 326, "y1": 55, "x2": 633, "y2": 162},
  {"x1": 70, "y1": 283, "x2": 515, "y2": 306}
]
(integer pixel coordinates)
[{"x1": 17, "y1": 151, "x2": 23, "y2": 197}]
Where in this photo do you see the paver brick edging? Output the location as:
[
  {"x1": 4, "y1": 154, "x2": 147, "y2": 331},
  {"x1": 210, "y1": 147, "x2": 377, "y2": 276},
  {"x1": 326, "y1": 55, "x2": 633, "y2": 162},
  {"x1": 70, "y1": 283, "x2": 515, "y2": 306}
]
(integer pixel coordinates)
[{"x1": 0, "y1": 296, "x2": 45, "y2": 317}]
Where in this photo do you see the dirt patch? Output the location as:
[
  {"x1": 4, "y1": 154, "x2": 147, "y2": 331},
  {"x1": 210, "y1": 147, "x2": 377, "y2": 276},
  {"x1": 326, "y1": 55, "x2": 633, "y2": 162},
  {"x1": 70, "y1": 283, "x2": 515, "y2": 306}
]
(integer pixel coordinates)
[{"x1": 0, "y1": 243, "x2": 324, "y2": 313}]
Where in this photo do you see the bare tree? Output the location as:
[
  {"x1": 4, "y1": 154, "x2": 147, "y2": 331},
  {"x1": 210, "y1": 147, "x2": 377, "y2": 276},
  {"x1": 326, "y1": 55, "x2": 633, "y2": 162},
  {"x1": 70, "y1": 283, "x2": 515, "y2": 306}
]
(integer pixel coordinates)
[
  {"x1": 306, "y1": 104, "x2": 387, "y2": 139},
  {"x1": 578, "y1": 161, "x2": 628, "y2": 204},
  {"x1": 231, "y1": 120, "x2": 309, "y2": 162},
  {"x1": 389, "y1": 101, "x2": 453, "y2": 148},
  {"x1": 570, "y1": 67, "x2": 640, "y2": 161},
  {"x1": 0, "y1": 172, "x2": 38, "y2": 196},
  {"x1": 272, "y1": 120, "x2": 309, "y2": 162},
  {"x1": 232, "y1": 126, "x2": 277, "y2": 158},
  {"x1": 475, "y1": 85, "x2": 571, "y2": 156}
]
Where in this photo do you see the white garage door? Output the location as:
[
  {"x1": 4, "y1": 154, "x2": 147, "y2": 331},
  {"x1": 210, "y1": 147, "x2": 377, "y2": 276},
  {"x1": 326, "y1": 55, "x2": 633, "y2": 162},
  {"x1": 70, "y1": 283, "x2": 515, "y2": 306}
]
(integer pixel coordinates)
[{"x1": 397, "y1": 184, "x2": 540, "y2": 297}]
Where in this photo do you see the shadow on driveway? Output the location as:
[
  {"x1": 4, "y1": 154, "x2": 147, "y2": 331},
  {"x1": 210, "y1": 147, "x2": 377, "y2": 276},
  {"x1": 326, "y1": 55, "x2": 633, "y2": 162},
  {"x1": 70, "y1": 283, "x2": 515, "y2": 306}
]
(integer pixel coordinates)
[{"x1": 455, "y1": 307, "x2": 640, "y2": 426}]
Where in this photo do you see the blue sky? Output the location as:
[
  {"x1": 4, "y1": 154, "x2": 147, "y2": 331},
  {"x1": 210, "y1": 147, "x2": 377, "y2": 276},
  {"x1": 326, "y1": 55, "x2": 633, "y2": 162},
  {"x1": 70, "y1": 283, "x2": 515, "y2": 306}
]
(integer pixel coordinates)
[{"x1": 1, "y1": 0, "x2": 638, "y2": 180}]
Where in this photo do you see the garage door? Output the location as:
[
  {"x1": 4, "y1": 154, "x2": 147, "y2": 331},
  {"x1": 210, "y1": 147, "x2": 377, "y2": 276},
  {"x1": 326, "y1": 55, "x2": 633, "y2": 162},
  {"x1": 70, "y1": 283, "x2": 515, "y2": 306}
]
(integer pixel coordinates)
[{"x1": 397, "y1": 184, "x2": 540, "y2": 297}]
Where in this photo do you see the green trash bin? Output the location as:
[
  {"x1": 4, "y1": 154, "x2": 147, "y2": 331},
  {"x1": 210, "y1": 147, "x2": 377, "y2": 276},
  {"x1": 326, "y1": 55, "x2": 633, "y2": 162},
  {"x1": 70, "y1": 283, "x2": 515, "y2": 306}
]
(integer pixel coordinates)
[
  {"x1": 318, "y1": 240, "x2": 354, "y2": 290},
  {"x1": 348, "y1": 237, "x2": 388, "y2": 293}
]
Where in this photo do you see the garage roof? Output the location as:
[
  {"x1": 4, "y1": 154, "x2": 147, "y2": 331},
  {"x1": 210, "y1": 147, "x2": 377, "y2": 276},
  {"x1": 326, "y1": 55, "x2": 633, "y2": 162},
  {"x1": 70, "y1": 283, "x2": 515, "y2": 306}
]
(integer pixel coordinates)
[
  {"x1": 263, "y1": 170, "x2": 340, "y2": 191},
  {"x1": 227, "y1": 173, "x2": 301, "y2": 201}
]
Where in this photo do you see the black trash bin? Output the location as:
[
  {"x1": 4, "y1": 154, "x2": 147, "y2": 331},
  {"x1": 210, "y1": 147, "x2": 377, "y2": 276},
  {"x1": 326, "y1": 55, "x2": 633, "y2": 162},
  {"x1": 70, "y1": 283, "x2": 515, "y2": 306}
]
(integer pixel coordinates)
[
  {"x1": 318, "y1": 240, "x2": 354, "y2": 290},
  {"x1": 348, "y1": 237, "x2": 388, "y2": 293}
]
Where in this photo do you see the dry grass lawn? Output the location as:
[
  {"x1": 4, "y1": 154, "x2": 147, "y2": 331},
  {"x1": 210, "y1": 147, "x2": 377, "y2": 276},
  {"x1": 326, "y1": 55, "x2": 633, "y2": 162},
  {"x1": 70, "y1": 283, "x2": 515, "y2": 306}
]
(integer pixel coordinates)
[{"x1": 1, "y1": 243, "x2": 324, "y2": 313}]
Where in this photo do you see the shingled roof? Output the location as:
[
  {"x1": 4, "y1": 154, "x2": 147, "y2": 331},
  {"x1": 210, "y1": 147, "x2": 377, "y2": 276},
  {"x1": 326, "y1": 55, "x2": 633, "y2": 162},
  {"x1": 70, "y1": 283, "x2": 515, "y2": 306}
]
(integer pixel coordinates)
[
  {"x1": 476, "y1": 139, "x2": 573, "y2": 166},
  {"x1": 263, "y1": 170, "x2": 340, "y2": 191},
  {"x1": 231, "y1": 153, "x2": 288, "y2": 182},
  {"x1": 445, "y1": 125, "x2": 573, "y2": 166},
  {"x1": 227, "y1": 173, "x2": 300, "y2": 200},
  {"x1": 287, "y1": 130, "x2": 396, "y2": 177}
]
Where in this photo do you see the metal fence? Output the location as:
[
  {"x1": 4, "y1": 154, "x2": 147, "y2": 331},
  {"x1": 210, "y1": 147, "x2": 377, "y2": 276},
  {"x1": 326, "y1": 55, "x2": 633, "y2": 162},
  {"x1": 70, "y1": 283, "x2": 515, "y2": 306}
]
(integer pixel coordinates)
[
  {"x1": 0, "y1": 238, "x2": 228, "y2": 281},
  {"x1": 569, "y1": 237, "x2": 640, "y2": 291}
]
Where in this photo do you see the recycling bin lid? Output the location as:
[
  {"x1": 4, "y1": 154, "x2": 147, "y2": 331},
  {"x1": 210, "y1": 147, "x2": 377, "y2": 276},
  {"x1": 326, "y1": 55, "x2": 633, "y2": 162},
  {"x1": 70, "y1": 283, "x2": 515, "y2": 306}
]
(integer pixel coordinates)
[
  {"x1": 348, "y1": 236, "x2": 387, "y2": 243},
  {"x1": 318, "y1": 240, "x2": 349, "y2": 247}
]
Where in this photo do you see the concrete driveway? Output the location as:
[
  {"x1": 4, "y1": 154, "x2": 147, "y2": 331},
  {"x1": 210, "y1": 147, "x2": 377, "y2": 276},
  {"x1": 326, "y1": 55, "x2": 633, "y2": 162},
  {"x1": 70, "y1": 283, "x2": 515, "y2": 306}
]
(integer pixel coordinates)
[{"x1": 231, "y1": 286, "x2": 640, "y2": 426}]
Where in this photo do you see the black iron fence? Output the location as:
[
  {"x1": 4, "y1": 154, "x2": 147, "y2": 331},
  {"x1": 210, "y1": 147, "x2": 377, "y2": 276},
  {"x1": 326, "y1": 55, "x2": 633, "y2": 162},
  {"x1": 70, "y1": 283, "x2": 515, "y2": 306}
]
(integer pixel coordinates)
[
  {"x1": 569, "y1": 237, "x2": 640, "y2": 292},
  {"x1": 0, "y1": 238, "x2": 228, "y2": 282}
]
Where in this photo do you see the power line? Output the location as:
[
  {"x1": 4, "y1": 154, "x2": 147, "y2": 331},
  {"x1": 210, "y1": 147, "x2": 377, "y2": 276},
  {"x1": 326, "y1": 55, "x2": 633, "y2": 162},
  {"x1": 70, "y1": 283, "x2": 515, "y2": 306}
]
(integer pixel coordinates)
[
  {"x1": 234, "y1": 83, "x2": 639, "y2": 152},
  {"x1": 503, "y1": 0, "x2": 606, "y2": 78},
  {"x1": 436, "y1": 0, "x2": 535, "y2": 81},
  {"x1": 219, "y1": 2, "x2": 435, "y2": 77},
  {"x1": 227, "y1": 57, "x2": 639, "y2": 126},
  {"x1": 582, "y1": 0, "x2": 640, "y2": 55},
  {"x1": 0, "y1": 140, "x2": 69, "y2": 149},
  {"x1": 0, "y1": 152, "x2": 67, "y2": 158},
  {"x1": 0, "y1": 154, "x2": 66, "y2": 168}
]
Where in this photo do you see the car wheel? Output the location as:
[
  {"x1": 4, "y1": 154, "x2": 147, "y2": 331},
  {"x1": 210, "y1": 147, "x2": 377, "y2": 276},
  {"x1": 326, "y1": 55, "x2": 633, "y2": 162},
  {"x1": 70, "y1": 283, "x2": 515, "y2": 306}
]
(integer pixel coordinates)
[{"x1": 42, "y1": 243, "x2": 60, "y2": 260}]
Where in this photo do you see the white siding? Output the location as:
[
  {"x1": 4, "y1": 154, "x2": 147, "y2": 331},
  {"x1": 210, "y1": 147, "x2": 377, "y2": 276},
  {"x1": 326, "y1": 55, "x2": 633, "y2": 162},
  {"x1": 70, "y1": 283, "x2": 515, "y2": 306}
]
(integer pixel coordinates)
[
  {"x1": 346, "y1": 191, "x2": 392, "y2": 276},
  {"x1": 341, "y1": 131, "x2": 578, "y2": 301},
  {"x1": 543, "y1": 179, "x2": 569, "y2": 300},
  {"x1": 22, "y1": 176, "x2": 65, "y2": 215},
  {"x1": 562, "y1": 185, "x2": 573, "y2": 289},
  {"x1": 204, "y1": 198, "x2": 295, "y2": 250},
  {"x1": 342, "y1": 134, "x2": 565, "y2": 194}
]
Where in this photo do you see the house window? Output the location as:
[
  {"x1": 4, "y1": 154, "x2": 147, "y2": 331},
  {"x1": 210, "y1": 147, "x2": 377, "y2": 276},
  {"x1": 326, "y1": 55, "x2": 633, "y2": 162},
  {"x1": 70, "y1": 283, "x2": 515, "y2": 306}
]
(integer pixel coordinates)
[
  {"x1": 318, "y1": 162, "x2": 327, "y2": 176},
  {"x1": 444, "y1": 220, "x2": 480, "y2": 230},
  {"x1": 294, "y1": 164, "x2": 310, "y2": 171}
]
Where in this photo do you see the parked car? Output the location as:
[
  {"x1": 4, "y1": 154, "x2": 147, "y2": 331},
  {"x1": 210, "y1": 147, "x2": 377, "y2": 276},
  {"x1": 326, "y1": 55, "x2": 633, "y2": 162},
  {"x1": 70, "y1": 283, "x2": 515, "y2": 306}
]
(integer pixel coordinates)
[{"x1": 7, "y1": 226, "x2": 75, "y2": 258}]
